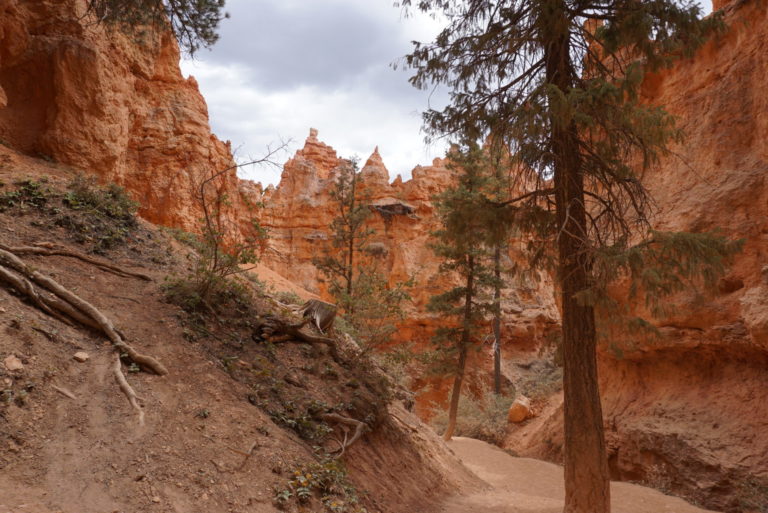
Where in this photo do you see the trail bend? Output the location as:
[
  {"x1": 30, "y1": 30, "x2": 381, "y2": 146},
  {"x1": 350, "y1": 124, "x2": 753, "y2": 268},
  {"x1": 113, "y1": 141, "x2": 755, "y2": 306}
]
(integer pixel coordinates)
[{"x1": 438, "y1": 437, "x2": 718, "y2": 513}]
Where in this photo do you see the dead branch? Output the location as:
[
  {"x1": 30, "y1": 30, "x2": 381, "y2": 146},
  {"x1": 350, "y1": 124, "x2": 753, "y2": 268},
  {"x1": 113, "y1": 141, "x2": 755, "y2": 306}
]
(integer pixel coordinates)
[
  {"x1": 0, "y1": 242, "x2": 152, "y2": 281},
  {"x1": 233, "y1": 441, "x2": 259, "y2": 470},
  {"x1": 299, "y1": 299, "x2": 336, "y2": 333},
  {"x1": 319, "y1": 412, "x2": 366, "y2": 459},
  {"x1": 113, "y1": 353, "x2": 145, "y2": 426}
]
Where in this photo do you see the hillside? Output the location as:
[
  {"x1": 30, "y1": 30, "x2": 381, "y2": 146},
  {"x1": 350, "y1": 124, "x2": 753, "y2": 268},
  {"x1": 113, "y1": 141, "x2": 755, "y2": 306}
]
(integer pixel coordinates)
[{"x1": 0, "y1": 147, "x2": 478, "y2": 512}]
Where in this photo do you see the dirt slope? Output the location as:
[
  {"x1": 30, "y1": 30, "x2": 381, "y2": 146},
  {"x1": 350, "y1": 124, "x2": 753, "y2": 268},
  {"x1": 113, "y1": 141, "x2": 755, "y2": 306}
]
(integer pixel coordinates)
[
  {"x1": 0, "y1": 147, "x2": 477, "y2": 513},
  {"x1": 440, "y1": 438, "x2": 718, "y2": 513}
]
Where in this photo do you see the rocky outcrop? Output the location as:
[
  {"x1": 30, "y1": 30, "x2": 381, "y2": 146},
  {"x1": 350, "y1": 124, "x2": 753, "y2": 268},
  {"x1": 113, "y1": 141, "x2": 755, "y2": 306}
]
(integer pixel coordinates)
[
  {"x1": 0, "y1": 0, "x2": 256, "y2": 234},
  {"x1": 259, "y1": 129, "x2": 560, "y2": 415}
]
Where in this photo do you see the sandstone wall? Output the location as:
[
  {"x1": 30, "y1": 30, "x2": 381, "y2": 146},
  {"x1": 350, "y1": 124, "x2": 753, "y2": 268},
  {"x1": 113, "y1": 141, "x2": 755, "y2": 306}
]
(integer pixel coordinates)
[
  {"x1": 0, "y1": 0, "x2": 258, "y2": 234},
  {"x1": 259, "y1": 129, "x2": 560, "y2": 415}
]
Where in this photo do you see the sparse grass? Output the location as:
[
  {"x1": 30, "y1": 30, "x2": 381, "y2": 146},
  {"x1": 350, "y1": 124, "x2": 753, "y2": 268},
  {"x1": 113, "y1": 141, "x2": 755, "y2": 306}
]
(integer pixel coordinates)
[
  {"x1": 515, "y1": 358, "x2": 563, "y2": 401},
  {"x1": 737, "y1": 477, "x2": 768, "y2": 513},
  {"x1": 0, "y1": 175, "x2": 139, "y2": 254},
  {"x1": 163, "y1": 273, "x2": 253, "y2": 315},
  {"x1": 57, "y1": 175, "x2": 138, "y2": 253},
  {"x1": 430, "y1": 388, "x2": 515, "y2": 445}
]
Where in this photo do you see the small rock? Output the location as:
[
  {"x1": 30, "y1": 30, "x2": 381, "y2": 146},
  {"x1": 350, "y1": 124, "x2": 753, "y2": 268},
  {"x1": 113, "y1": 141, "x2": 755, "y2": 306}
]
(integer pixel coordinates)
[
  {"x1": 73, "y1": 352, "x2": 90, "y2": 363},
  {"x1": 4, "y1": 354, "x2": 23, "y2": 371},
  {"x1": 151, "y1": 496, "x2": 161, "y2": 503},
  {"x1": 507, "y1": 395, "x2": 532, "y2": 423}
]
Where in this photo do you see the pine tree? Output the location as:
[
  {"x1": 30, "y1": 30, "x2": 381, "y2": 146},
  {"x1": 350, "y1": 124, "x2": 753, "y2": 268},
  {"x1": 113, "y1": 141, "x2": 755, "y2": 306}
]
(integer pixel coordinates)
[
  {"x1": 313, "y1": 158, "x2": 372, "y2": 306},
  {"x1": 85, "y1": 0, "x2": 227, "y2": 55},
  {"x1": 428, "y1": 142, "x2": 498, "y2": 441},
  {"x1": 401, "y1": 1, "x2": 736, "y2": 511},
  {"x1": 313, "y1": 159, "x2": 410, "y2": 350}
]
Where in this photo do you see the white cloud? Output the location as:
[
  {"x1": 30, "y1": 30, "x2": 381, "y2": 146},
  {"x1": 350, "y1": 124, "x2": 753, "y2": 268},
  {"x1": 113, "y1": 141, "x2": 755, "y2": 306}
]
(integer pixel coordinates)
[{"x1": 181, "y1": 0, "x2": 447, "y2": 186}]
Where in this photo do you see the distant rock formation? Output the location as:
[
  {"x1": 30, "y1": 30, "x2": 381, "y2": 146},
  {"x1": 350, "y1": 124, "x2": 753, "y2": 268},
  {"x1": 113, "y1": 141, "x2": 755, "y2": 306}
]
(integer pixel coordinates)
[
  {"x1": 1, "y1": 0, "x2": 767, "y2": 508},
  {"x1": 258, "y1": 129, "x2": 560, "y2": 416}
]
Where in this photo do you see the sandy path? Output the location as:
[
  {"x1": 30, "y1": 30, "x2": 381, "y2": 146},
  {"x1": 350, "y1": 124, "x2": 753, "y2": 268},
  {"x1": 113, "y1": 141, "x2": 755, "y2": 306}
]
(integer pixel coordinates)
[{"x1": 438, "y1": 437, "x2": 719, "y2": 513}]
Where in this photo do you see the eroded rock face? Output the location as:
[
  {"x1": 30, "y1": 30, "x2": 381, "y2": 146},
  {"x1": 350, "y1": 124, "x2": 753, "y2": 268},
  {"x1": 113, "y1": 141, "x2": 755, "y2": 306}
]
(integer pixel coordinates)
[{"x1": 0, "y1": 0, "x2": 256, "y2": 234}]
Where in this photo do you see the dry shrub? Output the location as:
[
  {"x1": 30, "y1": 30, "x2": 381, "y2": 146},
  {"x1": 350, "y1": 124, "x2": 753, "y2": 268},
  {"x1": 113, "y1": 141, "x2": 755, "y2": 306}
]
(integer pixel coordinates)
[{"x1": 430, "y1": 388, "x2": 514, "y2": 445}]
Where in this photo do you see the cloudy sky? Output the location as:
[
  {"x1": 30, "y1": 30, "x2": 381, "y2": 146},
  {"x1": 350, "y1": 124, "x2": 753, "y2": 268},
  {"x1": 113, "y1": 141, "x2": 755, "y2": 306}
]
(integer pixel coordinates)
[
  {"x1": 180, "y1": 0, "x2": 447, "y2": 186},
  {"x1": 181, "y1": 0, "x2": 713, "y2": 187}
]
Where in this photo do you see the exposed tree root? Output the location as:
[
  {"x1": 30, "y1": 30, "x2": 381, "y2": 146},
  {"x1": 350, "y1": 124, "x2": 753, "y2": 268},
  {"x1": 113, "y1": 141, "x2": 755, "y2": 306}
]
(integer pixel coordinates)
[
  {"x1": 0, "y1": 245, "x2": 167, "y2": 422},
  {"x1": 114, "y1": 354, "x2": 145, "y2": 426},
  {"x1": 0, "y1": 242, "x2": 152, "y2": 281},
  {"x1": 320, "y1": 412, "x2": 366, "y2": 459},
  {"x1": 0, "y1": 247, "x2": 167, "y2": 375},
  {"x1": 254, "y1": 316, "x2": 341, "y2": 362},
  {"x1": 52, "y1": 384, "x2": 77, "y2": 400}
]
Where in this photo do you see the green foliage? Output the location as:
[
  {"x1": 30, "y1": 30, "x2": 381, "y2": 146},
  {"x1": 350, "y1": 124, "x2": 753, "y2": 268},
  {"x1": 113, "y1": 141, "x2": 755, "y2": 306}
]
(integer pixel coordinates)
[
  {"x1": 57, "y1": 176, "x2": 138, "y2": 253},
  {"x1": 0, "y1": 175, "x2": 139, "y2": 253},
  {"x1": 64, "y1": 174, "x2": 137, "y2": 223},
  {"x1": 334, "y1": 270, "x2": 412, "y2": 353},
  {"x1": 427, "y1": 142, "x2": 503, "y2": 372},
  {"x1": 313, "y1": 158, "x2": 372, "y2": 299},
  {"x1": 404, "y1": 0, "x2": 740, "y2": 341},
  {"x1": 165, "y1": 166, "x2": 267, "y2": 313},
  {"x1": 0, "y1": 178, "x2": 54, "y2": 211},
  {"x1": 313, "y1": 158, "x2": 411, "y2": 350},
  {"x1": 274, "y1": 458, "x2": 367, "y2": 513},
  {"x1": 590, "y1": 230, "x2": 744, "y2": 315},
  {"x1": 275, "y1": 290, "x2": 302, "y2": 306},
  {"x1": 429, "y1": 389, "x2": 515, "y2": 445},
  {"x1": 85, "y1": 0, "x2": 228, "y2": 55}
]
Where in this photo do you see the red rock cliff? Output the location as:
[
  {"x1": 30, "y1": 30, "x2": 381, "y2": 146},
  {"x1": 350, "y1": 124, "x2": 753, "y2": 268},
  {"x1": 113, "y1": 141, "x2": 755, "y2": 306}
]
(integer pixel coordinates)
[
  {"x1": 0, "y1": 0, "x2": 258, "y2": 234},
  {"x1": 259, "y1": 129, "x2": 560, "y2": 415}
]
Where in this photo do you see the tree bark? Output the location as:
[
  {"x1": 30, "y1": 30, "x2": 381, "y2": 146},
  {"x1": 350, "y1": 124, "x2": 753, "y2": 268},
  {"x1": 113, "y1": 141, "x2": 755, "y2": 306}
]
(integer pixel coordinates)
[
  {"x1": 444, "y1": 254, "x2": 475, "y2": 441},
  {"x1": 493, "y1": 244, "x2": 502, "y2": 395},
  {"x1": 442, "y1": 341, "x2": 467, "y2": 441},
  {"x1": 545, "y1": 3, "x2": 611, "y2": 512}
]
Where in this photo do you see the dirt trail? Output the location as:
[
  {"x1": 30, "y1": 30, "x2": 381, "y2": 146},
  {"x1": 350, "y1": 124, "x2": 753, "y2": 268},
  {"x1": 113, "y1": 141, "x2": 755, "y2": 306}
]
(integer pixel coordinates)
[{"x1": 439, "y1": 437, "x2": 718, "y2": 513}]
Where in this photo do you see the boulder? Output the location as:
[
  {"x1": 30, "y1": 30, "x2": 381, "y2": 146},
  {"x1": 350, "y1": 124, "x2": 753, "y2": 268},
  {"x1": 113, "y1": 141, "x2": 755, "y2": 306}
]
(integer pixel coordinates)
[{"x1": 507, "y1": 396, "x2": 532, "y2": 423}]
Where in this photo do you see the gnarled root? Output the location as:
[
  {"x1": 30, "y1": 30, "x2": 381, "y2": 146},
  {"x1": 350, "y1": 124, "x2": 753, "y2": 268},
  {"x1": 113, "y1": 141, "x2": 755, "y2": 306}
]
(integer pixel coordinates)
[
  {"x1": 320, "y1": 412, "x2": 366, "y2": 459},
  {"x1": 0, "y1": 247, "x2": 167, "y2": 375},
  {"x1": 254, "y1": 316, "x2": 341, "y2": 362},
  {"x1": 0, "y1": 242, "x2": 152, "y2": 281},
  {"x1": 114, "y1": 354, "x2": 145, "y2": 426},
  {"x1": 0, "y1": 246, "x2": 167, "y2": 422}
]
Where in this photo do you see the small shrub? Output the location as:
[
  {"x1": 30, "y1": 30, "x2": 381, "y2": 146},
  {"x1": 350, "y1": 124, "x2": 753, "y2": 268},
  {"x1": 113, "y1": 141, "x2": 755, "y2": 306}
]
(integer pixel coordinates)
[
  {"x1": 517, "y1": 360, "x2": 563, "y2": 401},
  {"x1": 64, "y1": 174, "x2": 137, "y2": 222},
  {"x1": 273, "y1": 457, "x2": 367, "y2": 513},
  {"x1": 275, "y1": 290, "x2": 302, "y2": 306},
  {"x1": 163, "y1": 273, "x2": 252, "y2": 314},
  {"x1": 0, "y1": 179, "x2": 53, "y2": 211},
  {"x1": 430, "y1": 388, "x2": 514, "y2": 445}
]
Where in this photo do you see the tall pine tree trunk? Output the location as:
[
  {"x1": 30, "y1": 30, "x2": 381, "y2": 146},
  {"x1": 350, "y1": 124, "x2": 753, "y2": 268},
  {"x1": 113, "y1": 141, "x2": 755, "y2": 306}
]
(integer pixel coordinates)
[
  {"x1": 492, "y1": 244, "x2": 502, "y2": 395},
  {"x1": 545, "y1": 3, "x2": 610, "y2": 512},
  {"x1": 443, "y1": 254, "x2": 475, "y2": 441},
  {"x1": 442, "y1": 342, "x2": 467, "y2": 441}
]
